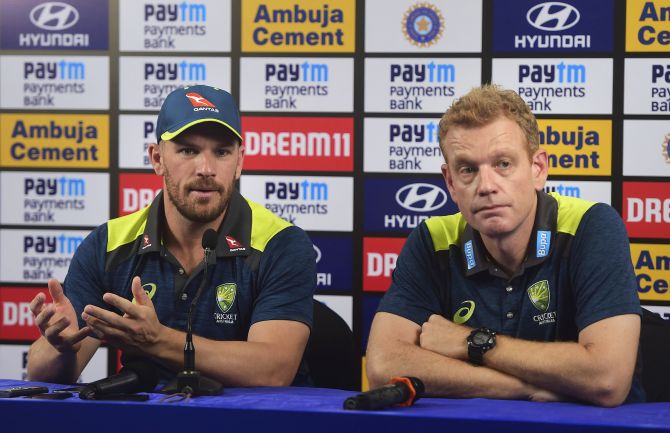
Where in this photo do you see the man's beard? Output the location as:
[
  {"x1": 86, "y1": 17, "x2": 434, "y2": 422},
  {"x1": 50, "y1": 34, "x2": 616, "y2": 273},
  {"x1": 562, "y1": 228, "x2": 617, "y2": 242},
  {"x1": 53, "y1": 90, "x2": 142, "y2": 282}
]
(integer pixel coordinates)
[{"x1": 164, "y1": 169, "x2": 231, "y2": 223}]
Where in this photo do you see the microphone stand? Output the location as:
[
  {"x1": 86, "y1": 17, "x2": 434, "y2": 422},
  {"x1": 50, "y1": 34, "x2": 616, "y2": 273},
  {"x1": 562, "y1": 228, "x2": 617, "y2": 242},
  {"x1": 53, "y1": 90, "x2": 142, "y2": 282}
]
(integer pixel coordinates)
[{"x1": 161, "y1": 237, "x2": 223, "y2": 396}]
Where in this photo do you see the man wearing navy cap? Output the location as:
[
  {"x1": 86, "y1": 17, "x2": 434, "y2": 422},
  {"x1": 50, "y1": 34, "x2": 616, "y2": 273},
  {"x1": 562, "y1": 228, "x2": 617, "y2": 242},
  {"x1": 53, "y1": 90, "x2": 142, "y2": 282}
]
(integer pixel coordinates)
[{"x1": 27, "y1": 85, "x2": 316, "y2": 387}]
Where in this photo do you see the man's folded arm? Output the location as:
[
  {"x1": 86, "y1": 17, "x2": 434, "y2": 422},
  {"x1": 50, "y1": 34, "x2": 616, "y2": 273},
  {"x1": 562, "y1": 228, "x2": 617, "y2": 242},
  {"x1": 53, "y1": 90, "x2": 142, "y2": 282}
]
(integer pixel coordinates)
[
  {"x1": 483, "y1": 314, "x2": 640, "y2": 407},
  {"x1": 366, "y1": 312, "x2": 554, "y2": 400}
]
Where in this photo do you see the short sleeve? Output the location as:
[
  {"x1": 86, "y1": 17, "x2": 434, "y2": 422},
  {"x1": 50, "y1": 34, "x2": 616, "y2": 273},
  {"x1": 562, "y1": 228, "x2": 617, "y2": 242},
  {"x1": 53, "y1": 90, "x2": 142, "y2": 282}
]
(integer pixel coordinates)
[
  {"x1": 377, "y1": 223, "x2": 444, "y2": 326},
  {"x1": 569, "y1": 204, "x2": 641, "y2": 332},
  {"x1": 251, "y1": 226, "x2": 315, "y2": 328},
  {"x1": 63, "y1": 225, "x2": 108, "y2": 329}
]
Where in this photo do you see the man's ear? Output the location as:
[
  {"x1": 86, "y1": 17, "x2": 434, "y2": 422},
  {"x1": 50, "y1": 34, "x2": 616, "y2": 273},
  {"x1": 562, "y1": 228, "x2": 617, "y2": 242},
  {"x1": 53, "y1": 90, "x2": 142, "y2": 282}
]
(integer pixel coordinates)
[
  {"x1": 531, "y1": 149, "x2": 549, "y2": 191},
  {"x1": 235, "y1": 143, "x2": 245, "y2": 180},
  {"x1": 441, "y1": 163, "x2": 458, "y2": 205},
  {"x1": 148, "y1": 142, "x2": 164, "y2": 176}
]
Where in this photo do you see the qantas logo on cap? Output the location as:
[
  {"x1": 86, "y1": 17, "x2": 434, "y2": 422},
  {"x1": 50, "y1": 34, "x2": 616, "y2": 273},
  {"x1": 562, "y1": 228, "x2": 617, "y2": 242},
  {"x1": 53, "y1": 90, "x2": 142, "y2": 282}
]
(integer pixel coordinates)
[
  {"x1": 142, "y1": 234, "x2": 152, "y2": 249},
  {"x1": 186, "y1": 92, "x2": 215, "y2": 108}
]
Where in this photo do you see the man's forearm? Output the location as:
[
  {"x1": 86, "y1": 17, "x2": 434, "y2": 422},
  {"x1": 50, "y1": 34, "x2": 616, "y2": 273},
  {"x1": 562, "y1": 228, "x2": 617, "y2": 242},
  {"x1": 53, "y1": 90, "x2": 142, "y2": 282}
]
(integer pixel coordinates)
[
  {"x1": 26, "y1": 336, "x2": 94, "y2": 384},
  {"x1": 484, "y1": 335, "x2": 634, "y2": 406},
  {"x1": 143, "y1": 325, "x2": 306, "y2": 387},
  {"x1": 367, "y1": 340, "x2": 541, "y2": 400}
]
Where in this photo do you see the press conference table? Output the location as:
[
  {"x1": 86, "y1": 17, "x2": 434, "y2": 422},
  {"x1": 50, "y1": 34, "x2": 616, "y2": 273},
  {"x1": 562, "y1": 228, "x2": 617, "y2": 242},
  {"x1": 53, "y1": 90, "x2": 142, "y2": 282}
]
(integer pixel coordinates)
[{"x1": 1, "y1": 379, "x2": 669, "y2": 433}]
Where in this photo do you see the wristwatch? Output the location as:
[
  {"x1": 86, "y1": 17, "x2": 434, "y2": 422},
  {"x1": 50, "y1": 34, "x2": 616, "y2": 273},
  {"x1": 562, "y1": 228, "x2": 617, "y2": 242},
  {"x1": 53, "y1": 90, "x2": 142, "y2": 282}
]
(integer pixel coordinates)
[{"x1": 467, "y1": 328, "x2": 497, "y2": 366}]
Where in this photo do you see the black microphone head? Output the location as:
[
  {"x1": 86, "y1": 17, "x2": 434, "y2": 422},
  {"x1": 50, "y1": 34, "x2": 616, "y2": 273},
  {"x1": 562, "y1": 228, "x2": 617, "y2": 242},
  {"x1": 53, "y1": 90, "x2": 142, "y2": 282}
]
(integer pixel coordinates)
[
  {"x1": 121, "y1": 359, "x2": 159, "y2": 393},
  {"x1": 407, "y1": 377, "x2": 425, "y2": 397},
  {"x1": 202, "y1": 229, "x2": 218, "y2": 251}
]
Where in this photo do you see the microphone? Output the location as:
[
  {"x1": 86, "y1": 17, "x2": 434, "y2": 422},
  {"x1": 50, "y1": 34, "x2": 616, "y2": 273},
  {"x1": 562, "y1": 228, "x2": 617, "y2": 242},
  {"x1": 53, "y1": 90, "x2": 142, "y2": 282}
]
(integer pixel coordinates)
[
  {"x1": 184, "y1": 228, "x2": 218, "y2": 371},
  {"x1": 343, "y1": 377, "x2": 424, "y2": 410},
  {"x1": 161, "y1": 228, "x2": 223, "y2": 396},
  {"x1": 79, "y1": 359, "x2": 158, "y2": 400}
]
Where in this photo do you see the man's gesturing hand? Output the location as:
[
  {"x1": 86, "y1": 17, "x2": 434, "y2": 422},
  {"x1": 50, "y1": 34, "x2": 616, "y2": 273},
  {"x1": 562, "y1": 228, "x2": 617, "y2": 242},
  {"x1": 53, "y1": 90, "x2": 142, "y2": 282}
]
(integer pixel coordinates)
[
  {"x1": 82, "y1": 276, "x2": 164, "y2": 355},
  {"x1": 30, "y1": 278, "x2": 91, "y2": 353}
]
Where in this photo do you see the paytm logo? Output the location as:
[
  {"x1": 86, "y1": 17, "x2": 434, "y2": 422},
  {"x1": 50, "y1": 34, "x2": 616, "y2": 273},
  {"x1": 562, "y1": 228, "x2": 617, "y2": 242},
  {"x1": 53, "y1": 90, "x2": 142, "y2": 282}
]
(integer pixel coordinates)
[
  {"x1": 395, "y1": 183, "x2": 447, "y2": 212},
  {"x1": 527, "y1": 2, "x2": 580, "y2": 31},
  {"x1": 389, "y1": 122, "x2": 439, "y2": 143},
  {"x1": 265, "y1": 61, "x2": 329, "y2": 82},
  {"x1": 390, "y1": 62, "x2": 455, "y2": 82},
  {"x1": 24, "y1": 176, "x2": 85, "y2": 196},
  {"x1": 144, "y1": 61, "x2": 206, "y2": 81},
  {"x1": 23, "y1": 234, "x2": 83, "y2": 254},
  {"x1": 652, "y1": 64, "x2": 670, "y2": 83},
  {"x1": 265, "y1": 180, "x2": 328, "y2": 200},
  {"x1": 519, "y1": 62, "x2": 585, "y2": 83},
  {"x1": 544, "y1": 184, "x2": 581, "y2": 197},
  {"x1": 144, "y1": 3, "x2": 206, "y2": 22},
  {"x1": 24, "y1": 60, "x2": 85, "y2": 80},
  {"x1": 30, "y1": 2, "x2": 79, "y2": 31}
]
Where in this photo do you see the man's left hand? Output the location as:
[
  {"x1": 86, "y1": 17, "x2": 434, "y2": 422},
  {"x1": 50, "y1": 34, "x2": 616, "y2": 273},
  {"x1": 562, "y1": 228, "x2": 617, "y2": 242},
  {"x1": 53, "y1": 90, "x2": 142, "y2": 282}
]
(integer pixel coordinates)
[
  {"x1": 82, "y1": 276, "x2": 163, "y2": 354},
  {"x1": 419, "y1": 314, "x2": 471, "y2": 361}
]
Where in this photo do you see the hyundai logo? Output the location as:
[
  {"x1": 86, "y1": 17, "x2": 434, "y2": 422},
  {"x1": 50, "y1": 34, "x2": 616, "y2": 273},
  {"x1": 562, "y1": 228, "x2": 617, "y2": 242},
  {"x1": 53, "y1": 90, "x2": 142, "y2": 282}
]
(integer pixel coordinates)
[
  {"x1": 313, "y1": 244, "x2": 322, "y2": 263},
  {"x1": 395, "y1": 183, "x2": 447, "y2": 212},
  {"x1": 30, "y1": 2, "x2": 79, "y2": 31},
  {"x1": 526, "y1": 2, "x2": 579, "y2": 32}
]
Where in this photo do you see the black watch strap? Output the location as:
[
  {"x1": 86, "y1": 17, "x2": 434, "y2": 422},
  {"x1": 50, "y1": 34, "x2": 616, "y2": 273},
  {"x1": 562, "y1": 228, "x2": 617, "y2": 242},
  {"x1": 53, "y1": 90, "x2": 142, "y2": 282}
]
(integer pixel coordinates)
[{"x1": 468, "y1": 344, "x2": 484, "y2": 366}]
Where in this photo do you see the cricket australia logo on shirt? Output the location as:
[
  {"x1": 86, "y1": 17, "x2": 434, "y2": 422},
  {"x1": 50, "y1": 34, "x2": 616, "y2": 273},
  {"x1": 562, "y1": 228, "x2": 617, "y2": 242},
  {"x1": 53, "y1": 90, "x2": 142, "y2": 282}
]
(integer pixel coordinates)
[
  {"x1": 214, "y1": 283, "x2": 238, "y2": 324},
  {"x1": 527, "y1": 280, "x2": 556, "y2": 325}
]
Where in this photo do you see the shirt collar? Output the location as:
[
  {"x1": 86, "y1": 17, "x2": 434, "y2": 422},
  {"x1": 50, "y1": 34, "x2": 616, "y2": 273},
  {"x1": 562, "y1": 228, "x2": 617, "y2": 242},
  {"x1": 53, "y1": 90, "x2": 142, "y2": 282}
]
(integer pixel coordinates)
[
  {"x1": 138, "y1": 189, "x2": 252, "y2": 258},
  {"x1": 460, "y1": 191, "x2": 557, "y2": 276}
]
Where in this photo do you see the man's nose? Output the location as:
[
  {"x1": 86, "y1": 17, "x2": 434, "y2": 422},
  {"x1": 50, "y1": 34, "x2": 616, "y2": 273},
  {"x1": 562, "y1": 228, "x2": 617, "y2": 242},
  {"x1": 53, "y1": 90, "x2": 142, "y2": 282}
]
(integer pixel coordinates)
[
  {"x1": 196, "y1": 151, "x2": 216, "y2": 176},
  {"x1": 476, "y1": 166, "x2": 497, "y2": 195}
]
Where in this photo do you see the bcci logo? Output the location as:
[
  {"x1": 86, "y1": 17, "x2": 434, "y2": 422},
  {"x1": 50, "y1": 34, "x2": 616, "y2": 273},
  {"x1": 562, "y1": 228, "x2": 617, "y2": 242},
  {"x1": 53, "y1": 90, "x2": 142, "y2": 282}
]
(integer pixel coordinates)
[
  {"x1": 216, "y1": 283, "x2": 237, "y2": 313},
  {"x1": 663, "y1": 133, "x2": 670, "y2": 165},
  {"x1": 402, "y1": 3, "x2": 444, "y2": 48},
  {"x1": 527, "y1": 280, "x2": 550, "y2": 312}
]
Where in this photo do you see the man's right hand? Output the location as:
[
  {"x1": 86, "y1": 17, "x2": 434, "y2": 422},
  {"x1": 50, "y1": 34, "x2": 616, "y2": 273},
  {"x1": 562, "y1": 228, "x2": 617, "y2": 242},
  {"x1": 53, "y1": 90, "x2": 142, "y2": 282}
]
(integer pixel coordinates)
[{"x1": 30, "y1": 278, "x2": 91, "y2": 354}]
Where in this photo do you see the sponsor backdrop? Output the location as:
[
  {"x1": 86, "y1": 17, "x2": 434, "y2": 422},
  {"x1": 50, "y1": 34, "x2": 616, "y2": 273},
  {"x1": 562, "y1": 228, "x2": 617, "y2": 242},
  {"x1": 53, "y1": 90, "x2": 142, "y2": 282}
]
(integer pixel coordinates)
[{"x1": 0, "y1": 0, "x2": 668, "y2": 389}]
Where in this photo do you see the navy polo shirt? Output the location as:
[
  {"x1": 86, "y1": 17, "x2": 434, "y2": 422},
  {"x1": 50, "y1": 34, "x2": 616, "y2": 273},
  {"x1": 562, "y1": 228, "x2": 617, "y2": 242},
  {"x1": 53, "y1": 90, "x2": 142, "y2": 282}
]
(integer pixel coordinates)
[
  {"x1": 379, "y1": 192, "x2": 644, "y2": 403},
  {"x1": 64, "y1": 190, "x2": 315, "y2": 385}
]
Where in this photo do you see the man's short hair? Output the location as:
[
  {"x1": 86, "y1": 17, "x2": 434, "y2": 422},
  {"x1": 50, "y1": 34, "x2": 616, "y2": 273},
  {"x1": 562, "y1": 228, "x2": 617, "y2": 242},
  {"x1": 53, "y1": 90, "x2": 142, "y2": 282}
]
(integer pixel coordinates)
[{"x1": 438, "y1": 84, "x2": 539, "y2": 161}]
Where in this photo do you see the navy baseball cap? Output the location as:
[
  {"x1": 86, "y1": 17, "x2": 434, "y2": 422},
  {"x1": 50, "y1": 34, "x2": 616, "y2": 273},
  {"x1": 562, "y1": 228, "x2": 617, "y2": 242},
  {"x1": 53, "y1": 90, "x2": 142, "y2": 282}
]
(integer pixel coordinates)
[{"x1": 155, "y1": 85, "x2": 242, "y2": 143}]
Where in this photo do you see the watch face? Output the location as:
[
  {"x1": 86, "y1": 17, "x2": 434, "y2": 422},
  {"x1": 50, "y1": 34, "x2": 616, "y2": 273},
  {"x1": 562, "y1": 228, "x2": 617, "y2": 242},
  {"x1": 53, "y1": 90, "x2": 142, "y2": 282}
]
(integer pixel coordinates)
[{"x1": 473, "y1": 332, "x2": 490, "y2": 346}]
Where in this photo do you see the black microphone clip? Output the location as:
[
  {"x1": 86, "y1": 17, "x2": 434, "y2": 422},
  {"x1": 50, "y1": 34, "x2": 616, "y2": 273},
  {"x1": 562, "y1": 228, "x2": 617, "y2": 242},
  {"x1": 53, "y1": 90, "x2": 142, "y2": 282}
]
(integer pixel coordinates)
[{"x1": 343, "y1": 377, "x2": 424, "y2": 410}]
